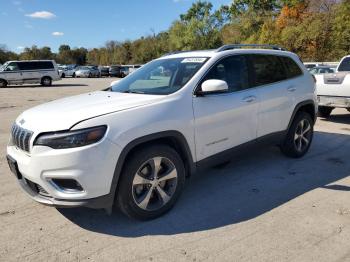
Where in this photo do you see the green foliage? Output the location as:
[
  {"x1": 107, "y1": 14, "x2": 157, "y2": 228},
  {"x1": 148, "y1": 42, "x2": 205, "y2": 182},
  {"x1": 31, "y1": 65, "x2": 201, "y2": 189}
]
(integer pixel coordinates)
[{"x1": 0, "y1": 45, "x2": 18, "y2": 64}]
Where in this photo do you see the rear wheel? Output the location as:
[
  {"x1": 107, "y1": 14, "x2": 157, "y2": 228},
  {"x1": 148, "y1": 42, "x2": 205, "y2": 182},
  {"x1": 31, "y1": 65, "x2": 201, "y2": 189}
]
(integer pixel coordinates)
[
  {"x1": 318, "y1": 106, "x2": 333, "y2": 118},
  {"x1": 72, "y1": 73, "x2": 76, "y2": 78},
  {"x1": 88, "y1": 73, "x2": 92, "y2": 78},
  {"x1": 117, "y1": 145, "x2": 185, "y2": 220},
  {"x1": 0, "y1": 79, "x2": 7, "y2": 88},
  {"x1": 41, "y1": 76, "x2": 52, "y2": 86},
  {"x1": 280, "y1": 112, "x2": 314, "y2": 158},
  {"x1": 61, "y1": 73, "x2": 65, "y2": 78}
]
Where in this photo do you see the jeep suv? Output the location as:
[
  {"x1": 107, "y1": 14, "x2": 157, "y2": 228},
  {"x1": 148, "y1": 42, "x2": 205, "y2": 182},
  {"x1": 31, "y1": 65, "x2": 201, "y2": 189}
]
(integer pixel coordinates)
[{"x1": 6, "y1": 44, "x2": 317, "y2": 220}]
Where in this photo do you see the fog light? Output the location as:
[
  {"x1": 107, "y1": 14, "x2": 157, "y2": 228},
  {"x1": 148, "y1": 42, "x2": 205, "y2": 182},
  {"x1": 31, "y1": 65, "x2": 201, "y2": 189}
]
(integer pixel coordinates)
[{"x1": 50, "y1": 179, "x2": 84, "y2": 193}]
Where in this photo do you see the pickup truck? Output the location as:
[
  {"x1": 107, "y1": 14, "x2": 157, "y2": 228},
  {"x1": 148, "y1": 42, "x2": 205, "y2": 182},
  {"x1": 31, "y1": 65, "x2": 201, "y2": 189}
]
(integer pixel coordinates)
[{"x1": 316, "y1": 55, "x2": 350, "y2": 117}]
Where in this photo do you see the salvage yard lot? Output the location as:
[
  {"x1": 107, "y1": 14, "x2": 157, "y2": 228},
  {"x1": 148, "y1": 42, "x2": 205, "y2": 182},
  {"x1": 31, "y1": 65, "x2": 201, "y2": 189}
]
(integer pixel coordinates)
[{"x1": 0, "y1": 78, "x2": 349, "y2": 262}]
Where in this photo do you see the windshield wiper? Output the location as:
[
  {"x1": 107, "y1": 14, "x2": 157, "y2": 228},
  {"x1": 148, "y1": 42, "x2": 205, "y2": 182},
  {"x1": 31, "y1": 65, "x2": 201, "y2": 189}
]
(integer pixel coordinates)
[{"x1": 122, "y1": 90, "x2": 145, "y2": 94}]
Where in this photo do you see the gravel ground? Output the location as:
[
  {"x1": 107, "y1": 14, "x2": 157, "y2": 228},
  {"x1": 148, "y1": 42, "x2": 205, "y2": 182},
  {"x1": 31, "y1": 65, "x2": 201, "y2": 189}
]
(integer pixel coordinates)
[{"x1": 0, "y1": 78, "x2": 349, "y2": 262}]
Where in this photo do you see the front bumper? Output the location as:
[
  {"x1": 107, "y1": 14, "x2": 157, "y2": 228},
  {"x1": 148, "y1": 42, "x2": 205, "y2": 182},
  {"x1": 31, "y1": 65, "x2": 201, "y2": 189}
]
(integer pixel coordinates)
[
  {"x1": 6, "y1": 136, "x2": 121, "y2": 208},
  {"x1": 317, "y1": 95, "x2": 350, "y2": 108}
]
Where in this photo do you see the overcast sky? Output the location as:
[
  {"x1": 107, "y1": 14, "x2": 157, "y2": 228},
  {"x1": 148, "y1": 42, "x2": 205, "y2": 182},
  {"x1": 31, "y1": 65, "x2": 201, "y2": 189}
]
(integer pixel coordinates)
[{"x1": 0, "y1": 0, "x2": 230, "y2": 53}]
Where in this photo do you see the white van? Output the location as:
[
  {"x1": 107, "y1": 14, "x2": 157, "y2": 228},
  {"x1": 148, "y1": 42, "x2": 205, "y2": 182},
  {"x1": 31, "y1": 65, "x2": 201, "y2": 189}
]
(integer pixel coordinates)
[{"x1": 0, "y1": 60, "x2": 60, "y2": 87}]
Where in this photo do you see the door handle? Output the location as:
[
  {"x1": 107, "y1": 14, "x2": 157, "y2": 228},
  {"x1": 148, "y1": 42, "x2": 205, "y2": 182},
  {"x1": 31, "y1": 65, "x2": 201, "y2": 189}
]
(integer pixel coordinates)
[
  {"x1": 242, "y1": 96, "x2": 256, "y2": 103},
  {"x1": 287, "y1": 86, "x2": 296, "y2": 92}
]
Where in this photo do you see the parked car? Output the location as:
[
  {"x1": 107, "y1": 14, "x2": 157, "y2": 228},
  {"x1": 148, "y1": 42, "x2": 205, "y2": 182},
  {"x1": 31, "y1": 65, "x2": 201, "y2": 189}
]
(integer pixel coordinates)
[
  {"x1": 0, "y1": 60, "x2": 60, "y2": 87},
  {"x1": 109, "y1": 65, "x2": 124, "y2": 77},
  {"x1": 6, "y1": 44, "x2": 316, "y2": 220},
  {"x1": 75, "y1": 66, "x2": 100, "y2": 78},
  {"x1": 309, "y1": 66, "x2": 334, "y2": 75},
  {"x1": 304, "y1": 62, "x2": 322, "y2": 70},
  {"x1": 316, "y1": 55, "x2": 350, "y2": 117},
  {"x1": 99, "y1": 66, "x2": 110, "y2": 77},
  {"x1": 58, "y1": 65, "x2": 78, "y2": 78},
  {"x1": 121, "y1": 64, "x2": 142, "y2": 76}
]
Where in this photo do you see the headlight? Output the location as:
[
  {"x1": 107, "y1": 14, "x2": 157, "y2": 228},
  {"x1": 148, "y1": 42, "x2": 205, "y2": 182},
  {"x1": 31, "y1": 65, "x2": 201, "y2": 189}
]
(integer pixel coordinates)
[{"x1": 34, "y1": 126, "x2": 107, "y2": 149}]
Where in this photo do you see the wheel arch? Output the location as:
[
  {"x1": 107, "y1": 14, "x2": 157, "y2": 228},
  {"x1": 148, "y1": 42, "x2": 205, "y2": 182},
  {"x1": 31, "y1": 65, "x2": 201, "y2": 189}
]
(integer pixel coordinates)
[
  {"x1": 109, "y1": 131, "x2": 195, "y2": 205},
  {"x1": 287, "y1": 100, "x2": 316, "y2": 130},
  {"x1": 0, "y1": 78, "x2": 8, "y2": 85}
]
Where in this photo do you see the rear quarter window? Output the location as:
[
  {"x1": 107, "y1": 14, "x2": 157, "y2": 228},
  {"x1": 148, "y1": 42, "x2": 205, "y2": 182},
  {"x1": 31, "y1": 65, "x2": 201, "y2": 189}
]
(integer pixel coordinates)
[
  {"x1": 250, "y1": 54, "x2": 287, "y2": 87},
  {"x1": 281, "y1": 56, "x2": 303, "y2": 79}
]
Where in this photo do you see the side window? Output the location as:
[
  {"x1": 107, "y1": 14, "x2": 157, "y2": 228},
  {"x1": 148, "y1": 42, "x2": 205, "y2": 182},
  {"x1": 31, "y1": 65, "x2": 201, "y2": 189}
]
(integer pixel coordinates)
[
  {"x1": 250, "y1": 55, "x2": 287, "y2": 87},
  {"x1": 202, "y1": 55, "x2": 249, "y2": 92},
  {"x1": 5, "y1": 62, "x2": 19, "y2": 71},
  {"x1": 281, "y1": 56, "x2": 303, "y2": 78},
  {"x1": 338, "y1": 57, "x2": 350, "y2": 72},
  {"x1": 18, "y1": 62, "x2": 33, "y2": 70}
]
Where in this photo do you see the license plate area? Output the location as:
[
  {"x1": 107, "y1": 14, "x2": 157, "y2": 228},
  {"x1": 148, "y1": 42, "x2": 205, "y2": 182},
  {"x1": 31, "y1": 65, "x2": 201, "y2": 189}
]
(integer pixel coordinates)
[{"x1": 6, "y1": 155, "x2": 22, "y2": 179}]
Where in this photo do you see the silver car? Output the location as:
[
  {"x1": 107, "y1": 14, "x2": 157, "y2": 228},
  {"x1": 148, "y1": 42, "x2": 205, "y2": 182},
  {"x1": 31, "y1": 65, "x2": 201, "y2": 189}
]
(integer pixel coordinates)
[{"x1": 75, "y1": 66, "x2": 100, "y2": 78}]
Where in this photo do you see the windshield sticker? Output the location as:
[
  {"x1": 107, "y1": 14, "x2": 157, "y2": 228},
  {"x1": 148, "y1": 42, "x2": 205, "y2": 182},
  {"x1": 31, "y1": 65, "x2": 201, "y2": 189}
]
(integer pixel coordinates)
[{"x1": 181, "y1": 58, "x2": 207, "y2": 63}]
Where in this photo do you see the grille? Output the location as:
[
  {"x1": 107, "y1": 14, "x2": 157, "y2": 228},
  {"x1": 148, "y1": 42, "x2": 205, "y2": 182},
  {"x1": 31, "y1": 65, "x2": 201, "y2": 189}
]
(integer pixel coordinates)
[{"x1": 11, "y1": 124, "x2": 33, "y2": 152}]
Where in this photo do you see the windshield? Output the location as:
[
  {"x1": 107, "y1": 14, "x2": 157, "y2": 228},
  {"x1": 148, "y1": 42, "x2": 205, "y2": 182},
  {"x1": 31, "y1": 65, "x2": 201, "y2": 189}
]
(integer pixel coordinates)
[
  {"x1": 79, "y1": 66, "x2": 90, "y2": 70},
  {"x1": 111, "y1": 57, "x2": 208, "y2": 95},
  {"x1": 0, "y1": 62, "x2": 9, "y2": 71}
]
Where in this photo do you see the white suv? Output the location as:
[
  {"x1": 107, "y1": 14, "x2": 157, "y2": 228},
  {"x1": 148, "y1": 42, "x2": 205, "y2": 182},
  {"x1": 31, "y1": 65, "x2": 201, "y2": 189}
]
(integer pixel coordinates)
[{"x1": 6, "y1": 45, "x2": 317, "y2": 220}]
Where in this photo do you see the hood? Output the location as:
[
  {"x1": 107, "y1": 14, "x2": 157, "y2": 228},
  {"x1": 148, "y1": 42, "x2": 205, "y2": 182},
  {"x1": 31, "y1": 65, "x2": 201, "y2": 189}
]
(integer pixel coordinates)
[{"x1": 16, "y1": 91, "x2": 164, "y2": 132}]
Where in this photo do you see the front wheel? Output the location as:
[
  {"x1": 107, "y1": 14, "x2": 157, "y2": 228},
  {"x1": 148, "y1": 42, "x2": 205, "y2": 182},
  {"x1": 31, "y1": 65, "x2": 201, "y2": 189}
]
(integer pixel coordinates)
[
  {"x1": 0, "y1": 79, "x2": 7, "y2": 88},
  {"x1": 280, "y1": 112, "x2": 314, "y2": 158},
  {"x1": 117, "y1": 145, "x2": 185, "y2": 220},
  {"x1": 318, "y1": 106, "x2": 333, "y2": 118},
  {"x1": 41, "y1": 76, "x2": 52, "y2": 86}
]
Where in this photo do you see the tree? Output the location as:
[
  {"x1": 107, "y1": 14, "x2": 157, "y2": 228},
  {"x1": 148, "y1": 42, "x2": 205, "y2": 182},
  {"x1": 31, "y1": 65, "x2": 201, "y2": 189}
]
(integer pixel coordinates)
[
  {"x1": 168, "y1": 1, "x2": 227, "y2": 51},
  {"x1": 0, "y1": 45, "x2": 18, "y2": 64}
]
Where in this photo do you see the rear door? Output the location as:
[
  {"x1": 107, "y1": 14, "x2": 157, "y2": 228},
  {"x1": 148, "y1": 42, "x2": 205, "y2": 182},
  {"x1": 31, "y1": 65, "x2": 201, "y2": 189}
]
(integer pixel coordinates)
[
  {"x1": 252, "y1": 54, "x2": 303, "y2": 137},
  {"x1": 193, "y1": 55, "x2": 259, "y2": 161},
  {"x1": 17, "y1": 62, "x2": 37, "y2": 83}
]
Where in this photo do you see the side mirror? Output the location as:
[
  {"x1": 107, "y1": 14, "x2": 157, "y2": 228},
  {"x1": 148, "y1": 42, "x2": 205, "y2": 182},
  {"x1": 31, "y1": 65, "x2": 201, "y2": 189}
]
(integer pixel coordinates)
[{"x1": 197, "y1": 79, "x2": 228, "y2": 95}]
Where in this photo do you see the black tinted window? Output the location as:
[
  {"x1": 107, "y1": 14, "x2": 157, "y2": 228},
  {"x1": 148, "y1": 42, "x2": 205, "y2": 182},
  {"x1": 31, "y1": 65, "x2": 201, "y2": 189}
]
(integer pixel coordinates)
[
  {"x1": 338, "y1": 57, "x2": 350, "y2": 71},
  {"x1": 250, "y1": 55, "x2": 287, "y2": 86},
  {"x1": 281, "y1": 56, "x2": 303, "y2": 78},
  {"x1": 18, "y1": 61, "x2": 54, "y2": 70},
  {"x1": 202, "y1": 55, "x2": 249, "y2": 92}
]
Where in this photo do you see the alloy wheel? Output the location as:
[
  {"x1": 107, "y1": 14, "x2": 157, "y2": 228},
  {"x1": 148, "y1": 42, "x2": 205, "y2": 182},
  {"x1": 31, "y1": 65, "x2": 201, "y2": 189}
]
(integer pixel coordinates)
[
  {"x1": 132, "y1": 157, "x2": 178, "y2": 211},
  {"x1": 294, "y1": 119, "x2": 312, "y2": 152}
]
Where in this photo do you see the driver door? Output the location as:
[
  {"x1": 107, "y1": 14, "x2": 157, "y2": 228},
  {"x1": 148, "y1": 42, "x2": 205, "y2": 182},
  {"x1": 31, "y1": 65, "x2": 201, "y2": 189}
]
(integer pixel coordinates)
[
  {"x1": 4, "y1": 62, "x2": 23, "y2": 85},
  {"x1": 193, "y1": 55, "x2": 259, "y2": 161}
]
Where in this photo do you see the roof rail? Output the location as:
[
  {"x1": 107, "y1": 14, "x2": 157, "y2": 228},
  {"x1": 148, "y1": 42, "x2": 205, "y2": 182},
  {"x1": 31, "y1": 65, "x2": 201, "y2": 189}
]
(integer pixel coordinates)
[{"x1": 216, "y1": 44, "x2": 286, "y2": 52}]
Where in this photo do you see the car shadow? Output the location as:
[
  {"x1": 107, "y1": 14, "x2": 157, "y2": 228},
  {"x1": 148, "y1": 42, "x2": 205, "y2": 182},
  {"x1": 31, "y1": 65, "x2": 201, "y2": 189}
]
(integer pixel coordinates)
[
  {"x1": 58, "y1": 131, "x2": 350, "y2": 237},
  {"x1": 320, "y1": 113, "x2": 350, "y2": 125}
]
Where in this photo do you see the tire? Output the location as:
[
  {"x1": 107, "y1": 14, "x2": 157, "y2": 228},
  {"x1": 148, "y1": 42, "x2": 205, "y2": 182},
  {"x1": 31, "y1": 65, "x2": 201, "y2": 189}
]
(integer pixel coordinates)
[
  {"x1": 117, "y1": 145, "x2": 186, "y2": 220},
  {"x1": 318, "y1": 106, "x2": 333, "y2": 118},
  {"x1": 72, "y1": 73, "x2": 76, "y2": 78},
  {"x1": 280, "y1": 112, "x2": 314, "y2": 158},
  {"x1": 61, "y1": 73, "x2": 65, "y2": 78},
  {"x1": 0, "y1": 79, "x2": 7, "y2": 88},
  {"x1": 41, "y1": 76, "x2": 52, "y2": 86},
  {"x1": 347, "y1": 108, "x2": 350, "y2": 113},
  {"x1": 88, "y1": 73, "x2": 92, "y2": 78}
]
